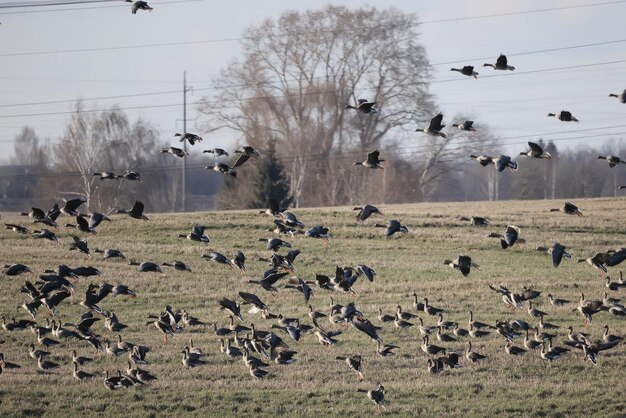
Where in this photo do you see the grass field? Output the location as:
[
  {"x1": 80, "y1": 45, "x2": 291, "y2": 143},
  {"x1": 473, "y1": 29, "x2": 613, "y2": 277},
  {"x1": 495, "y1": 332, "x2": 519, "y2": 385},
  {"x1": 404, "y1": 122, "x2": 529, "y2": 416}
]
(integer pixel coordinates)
[{"x1": 0, "y1": 197, "x2": 625, "y2": 417}]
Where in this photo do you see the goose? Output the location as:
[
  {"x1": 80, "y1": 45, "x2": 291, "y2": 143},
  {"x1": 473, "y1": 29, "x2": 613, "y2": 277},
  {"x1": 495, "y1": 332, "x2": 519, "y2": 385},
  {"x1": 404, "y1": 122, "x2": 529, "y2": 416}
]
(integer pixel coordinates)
[
  {"x1": 605, "y1": 249, "x2": 626, "y2": 267},
  {"x1": 374, "y1": 220, "x2": 409, "y2": 237},
  {"x1": 314, "y1": 330, "x2": 338, "y2": 346},
  {"x1": 346, "y1": 99, "x2": 378, "y2": 114},
  {"x1": 181, "y1": 348, "x2": 206, "y2": 368},
  {"x1": 161, "y1": 146, "x2": 187, "y2": 158},
  {"x1": 547, "y1": 293, "x2": 570, "y2": 307},
  {"x1": 488, "y1": 225, "x2": 525, "y2": 249},
  {"x1": 450, "y1": 65, "x2": 478, "y2": 78},
  {"x1": 69, "y1": 235, "x2": 91, "y2": 257},
  {"x1": 602, "y1": 325, "x2": 623, "y2": 343},
  {"x1": 37, "y1": 354, "x2": 60, "y2": 372},
  {"x1": 96, "y1": 248, "x2": 126, "y2": 260},
  {"x1": 452, "y1": 323, "x2": 469, "y2": 337},
  {"x1": 547, "y1": 111, "x2": 578, "y2": 122},
  {"x1": 606, "y1": 276, "x2": 624, "y2": 292},
  {"x1": 377, "y1": 308, "x2": 395, "y2": 323},
  {"x1": 465, "y1": 341, "x2": 486, "y2": 363},
  {"x1": 203, "y1": 148, "x2": 229, "y2": 157},
  {"x1": 123, "y1": 170, "x2": 141, "y2": 181},
  {"x1": 335, "y1": 354, "x2": 363, "y2": 380},
  {"x1": 523, "y1": 330, "x2": 541, "y2": 350},
  {"x1": 421, "y1": 335, "x2": 446, "y2": 355},
  {"x1": 609, "y1": 89, "x2": 626, "y2": 103},
  {"x1": 468, "y1": 310, "x2": 492, "y2": 330},
  {"x1": 442, "y1": 255, "x2": 479, "y2": 277},
  {"x1": 423, "y1": 298, "x2": 444, "y2": 316},
  {"x1": 550, "y1": 201, "x2": 582, "y2": 216},
  {"x1": 577, "y1": 253, "x2": 608, "y2": 275},
  {"x1": 174, "y1": 132, "x2": 202, "y2": 145},
  {"x1": 356, "y1": 383, "x2": 386, "y2": 414},
  {"x1": 353, "y1": 150, "x2": 384, "y2": 170},
  {"x1": 71, "y1": 350, "x2": 92, "y2": 366},
  {"x1": 129, "y1": 260, "x2": 163, "y2": 273},
  {"x1": 60, "y1": 198, "x2": 86, "y2": 216},
  {"x1": 126, "y1": 0, "x2": 153, "y2": 14},
  {"x1": 92, "y1": 171, "x2": 119, "y2": 180},
  {"x1": 178, "y1": 225, "x2": 209, "y2": 243},
  {"x1": 418, "y1": 113, "x2": 446, "y2": 138},
  {"x1": 469, "y1": 324, "x2": 490, "y2": 338},
  {"x1": 29, "y1": 344, "x2": 50, "y2": 360},
  {"x1": 394, "y1": 314, "x2": 414, "y2": 329},
  {"x1": 540, "y1": 341, "x2": 563, "y2": 362},
  {"x1": 376, "y1": 341, "x2": 399, "y2": 357},
  {"x1": 436, "y1": 327, "x2": 456, "y2": 343},
  {"x1": 208, "y1": 162, "x2": 237, "y2": 177},
  {"x1": 234, "y1": 145, "x2": 261, "y2": 158},
  {"x1": 452, "y1": 120, "x2": 476, "y2": 133},
  {"x1": 219, "y1": 298, "x2": 243, "y2": 321},
  {"x1": 103, "y1": 370, "x2": 133, "y2": 390},
  {"x1": 2, "y1": 263, "x2": 31, "y2": 276},
  {"x1": 259, "y1": 237, "x2": 291, "y2": 251},
  {"x1": 4, "y1": 223, "x2": 29, "y2": 234},
  {"x1": 19, "y1": 206, "x2": 47, "y2": 220},
  {"x1": 538, "y1": 315, "x2": 558, "y2": 330},
  {"x1": 505, "y1": 340, "x2": 527, "y2": 356},
  {"x1": 427, "y1": 358, "x2": 445, "y2": 374},
  {"x1": 520, "y1": 141, "x2": 551, "y2": 159},
  {"x1": 492, "y1": 155, "x2": 518, "y2": 172},
  {"x1": 459, "y1": 216, "x2": 490, "y2": 226},
  {"x1": 597, "y1": 155, "x2": 626, "y2": 168},
  {"x1": 527, "y1": 301, "x2": 548, "y2": 318},
  {"x1": 73, "y1": 362, "x2": 93, "y2": 381},
  {"x1": 354, "y1": 264, "x2": 376, "y2": 282},
  {"x1": 548, "y1": 243, "x2": 572, "y2": 267},
  {"x1": 468, "y1": 154, "x2": 493, "y2": 167},
  {"x1": 354, "y1": 205, "x2": 382, "y2": 222},
  {"x1": 437, "y1": 313, "x2": 457, "y2": 331},
  {"x1": 116, "y1": 200, "x2": 148, "y2": 220},
  {"x1": 483, "y1": 54, "x2": 515, "y2": 71},
  {"x1": 279, "y1": 211, "x2": 304, "y2": 228}
]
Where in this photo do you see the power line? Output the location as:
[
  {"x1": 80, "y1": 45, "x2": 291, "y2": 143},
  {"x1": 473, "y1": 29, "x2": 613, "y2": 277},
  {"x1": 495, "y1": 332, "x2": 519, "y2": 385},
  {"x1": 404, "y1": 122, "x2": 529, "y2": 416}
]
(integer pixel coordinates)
[
  {"x1": 1, "y1": 57, "x2": 626, "y2": 119},
  {"x1": 0, "y1": 0, "x2": 203, "y2": 14},
  {"x1": 0, "y1": 0, "x2": 117, "y2": 9}
]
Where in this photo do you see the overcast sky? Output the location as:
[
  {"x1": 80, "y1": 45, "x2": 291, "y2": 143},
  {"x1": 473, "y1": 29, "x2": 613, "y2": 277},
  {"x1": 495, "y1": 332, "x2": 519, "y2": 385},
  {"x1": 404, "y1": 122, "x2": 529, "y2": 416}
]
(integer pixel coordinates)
[{"x1": 1, "y1": 0, "x2": 625, "y2": 160}]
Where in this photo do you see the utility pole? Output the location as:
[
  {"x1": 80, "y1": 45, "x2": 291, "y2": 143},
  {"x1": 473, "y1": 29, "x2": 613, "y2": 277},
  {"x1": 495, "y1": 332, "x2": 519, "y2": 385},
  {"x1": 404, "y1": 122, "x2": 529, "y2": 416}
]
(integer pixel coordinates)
[{"x1": 182, "y1": 71, "x2": 191, "y2": 212}]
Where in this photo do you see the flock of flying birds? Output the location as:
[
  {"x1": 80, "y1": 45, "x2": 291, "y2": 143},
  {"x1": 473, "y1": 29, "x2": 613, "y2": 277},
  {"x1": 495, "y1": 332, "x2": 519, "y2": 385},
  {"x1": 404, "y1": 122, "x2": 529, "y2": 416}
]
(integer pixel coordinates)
[{"x1": 2, "y1": 191, "x2": 625, "y2": 413}]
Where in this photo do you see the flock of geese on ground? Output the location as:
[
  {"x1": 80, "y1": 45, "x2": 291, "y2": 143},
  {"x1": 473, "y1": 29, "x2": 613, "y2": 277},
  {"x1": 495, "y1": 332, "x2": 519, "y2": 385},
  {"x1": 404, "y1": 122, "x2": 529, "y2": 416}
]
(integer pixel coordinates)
[{"x1": 2, "y1": 193, "x2": 626, "y2": 413}]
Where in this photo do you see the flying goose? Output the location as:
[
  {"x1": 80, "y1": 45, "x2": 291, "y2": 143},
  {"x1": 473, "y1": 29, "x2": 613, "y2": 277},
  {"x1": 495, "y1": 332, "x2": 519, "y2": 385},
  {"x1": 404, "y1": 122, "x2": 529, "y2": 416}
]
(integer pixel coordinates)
[
  {"x1": 203, "y1": 148, "x2": 229, "y2": 157},
  {"x1": 353, "y1": 150, "x2": 384, "y2": 170},
  {"x1": 468, "y1": 154, "x2": 493, "y2": 167},
  {"x1": 374, "y1": 220, "x2": 409, "y2": 237},
  {"x1": 597, "y1": 155, "x2": 626, "y2": 168},
  {"x1": 346, "y1": 99, "x2": 378, "y2": 114},
  {"x1": 608, "y1": 90, "x2": 626, "y2": 103},
  {"x1": 126, "y1": 0, "x2": 153, "y2": 14},
  {"x1": 442, "y1": 255, "x2": 479, "y2": 277},
  {"x1": 483, "y1": 54, "x2": 515, "y2": 71},
  {"x1": 123, "y1": 170, "x2": 141, "y2": 181},
  {"x1": 116, "y1": 200, "x2": 148, "y2": 220},
  {"x1": 418, "y1": 113, "x2": 446, "y2": 138},
  {"x1": 488, "y1": 225, "x2": 525, "y2": 249},
  {"x1": 452, "y1": 120, "x2": 476, "y2": 133},
  {"x1": 161, "y1": 146, "x2": 187, "y2": 157},
  {"x1": 178, "y1": 225, "x2": 209, "y2": 243},
  {"x1": 547, "y1": 111, "x2": 578, "y2": 122},
  {"x1": 174, "y1": 132, "x2": 202, "y2": 145},
  {"x1": 92, "y1": 171, "x2": 120, "y2": 180},
  {"x1": 459, "y1": 216, "x2": 490, "y2": 226},
  {"x1": 550, "y1": 201, "x2": 582, "y2": 216},
  {"x1": 450, "y1": 65, "x2": 478, "y2": 78},
  {"x1": 520, "y1": 141, "x2": 551, "y2": 159},
  {"x1": 492, "y1": 155, "x2": 518, "y2": 172},
  {"x1": 61, "y1": 198, "x2": 86, "y2": 216},
  {"x1": 353, "y1": 205, "x2": 382, "y2": 221}
]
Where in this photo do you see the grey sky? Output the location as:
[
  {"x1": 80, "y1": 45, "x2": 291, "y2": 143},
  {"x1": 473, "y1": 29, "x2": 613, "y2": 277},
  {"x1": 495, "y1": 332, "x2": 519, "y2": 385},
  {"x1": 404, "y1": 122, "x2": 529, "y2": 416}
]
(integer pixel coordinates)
[{"x1": 1, "y1": 0, "x2": 625, "y2": 160}]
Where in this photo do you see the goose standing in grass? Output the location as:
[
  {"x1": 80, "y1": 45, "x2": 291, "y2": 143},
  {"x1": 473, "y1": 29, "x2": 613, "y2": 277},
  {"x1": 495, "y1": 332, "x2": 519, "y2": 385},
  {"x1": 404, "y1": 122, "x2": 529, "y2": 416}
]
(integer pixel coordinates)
[
  {"x1": 597, "y1": 155, "x2": 626, "y2": 168},
  {"x1": 465, "y1": 341, "x2": 487, "y2": 363},
  {"x1": 129, "y1": 260, "x2": 163, "y2": 273},
  {"x1": 450, "y1": 65, "x2": 478, "y2": 78},
  {"x1": 442, "y1": 255, "x2": 479, "y2": 277},
  {"x1": 520, "y1": 142, "x2": 551, "y2": 159},
  {"x1": 203, "y1": 148, "x2": 229, "y2": 157},
  {"x1": 353, "y1": 150, "x2": 384, "y2": 170},
  {"x1": 609, "y1": 89, "x2": 626, "y2": 103},
  {"x1": 161, "y1": 146, "x2": 187, "y2": 158},
  {"x1": 354, "y1": 205, "x2": 382, "y2": 222},
  {"x1": 175, "y1": 132, "x2": 202, "y2": 146},
  {"x1": 452, "y1": 120, "x2": 476, "y2": 133},
  {"x1": 116, "y1": 200, "x2": 148, "y2": 220},
  {"x1": 346, "y1": 99, "x2": 378, "y2": 114},
  {"x1": 547, "y1": 111, "x2": 578, "y2": 122},
  {"x1": 418, "y1": 113, "x2": 446, "y2": 138},
  {"x1": 376, "y1": 341, "x2": 399, "y2": 357},
  {"x1": 505, "y1": 340, "x2": 527, "y2": 356},
  {"x1": 37, "y1": 354, "x2": 60, "y2": 372},
  {"x1": 356, "y1": 383, "x2": 386, "y2": 414},
  {"x1": 548, "y1": 294, "x2": 570, "y2": 307},
  {"x1": 550, "y1": 201, "x2": 583, "y2": 216},
  {"x1": 375, "y1": 220, "x2": 409, "y2": 237},
  {"x1": 126, "y1": 0, "x2": 153, "y2": 14},
  {"x1": 483, "y1": 54, "x2": 515, "y2": 71}
]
